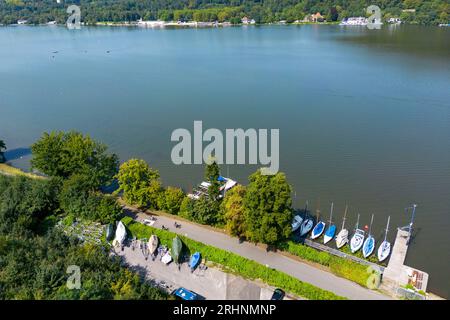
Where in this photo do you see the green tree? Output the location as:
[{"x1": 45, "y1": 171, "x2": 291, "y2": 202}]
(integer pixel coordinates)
[
  {"x1": 221, "y1": 185, "x2": 247, "y2": 237},
  {"x1": 30, "y1": 131, "x2": 118, "y2": 187},
  {"x1": 159, "y1": 186, "x2": 185, "y2": 215},
  {"x1": 115, "y1": 159, "x2": 161, "y2": 208},
  {"x1": 179, "y1": 196, "x2": 195, "y2": 220},
  {"x1": 243, "y1": 169, "x2": 293, "y2": 245},
  {"x1": 0, "y1": 139, "x2": 6, "y2": 163}
]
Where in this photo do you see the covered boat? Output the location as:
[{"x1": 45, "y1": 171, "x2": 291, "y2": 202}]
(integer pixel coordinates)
[
  {"x1": 112, "y1": 221, "x2": 127, "y2": 248},
  {"x1": 299, "y1": 218, "x2": 314, "y2": 237},
  {"x1": 189, "y1": 252, "x2": 201, "y2": 271},
  {"x1": 172, "y1": 236, "x2": 183, "y2": 264},
  {"x1": 106, "y1": 223, "x2": 115, "y2": 241},
  {"x1": 161, "y1": 251, "x2": 172, "y2": 264},
  {"x1": 291, "y1": 215, "x2": 303, "y2": 232},
  {"x1": 148, "y1": 235, "x2": 159, "y2": 255}
]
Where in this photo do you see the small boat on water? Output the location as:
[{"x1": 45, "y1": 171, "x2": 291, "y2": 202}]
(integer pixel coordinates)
[
  {"x1": 324, "y1": 202, "x2": 336, "y2": 244},
  {"x1": 350, "y1": 214, "x2": 365, "y2": 253},
  {"x1": 291, "y1": 215, "x2": 303, "y2": 232},
  {"x1": 189, "y1": 252, "x2": 201, "y2": 271},
  {"x1": 148, "y1": 235, "x2": 159, "y2": 255},
  {"x1": 335, "y1": 205, "x2": 349, "y2": 249},
  {"x1": 362, "y1": 214, "x2": 376, "y2": 258},
  {"x1": 377, "y1": 216, "x2": 391, "y2": 262}
]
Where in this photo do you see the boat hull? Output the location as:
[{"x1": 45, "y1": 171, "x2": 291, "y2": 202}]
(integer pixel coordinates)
[
  {"x1": 363, "y1": 236, "x2": 375, "y2": 258},
  {"x1": 324, "y1": 225, "x2": 336, "y2": 244},
  {"x1": 377, "y1": 240, "x2": 391, "y2": 262},
  {"x1": 299, "y1": 219, "x2": 314, "y2": 237},
  {"x1": 311, "y1": 221, "x2": 325, "y2": 239},
  {"x1": 335, "y1": 229, "x2": 349, "y2": 248},
  {"x1": 350, "y1": 231, "x2": 365, "y2": 253}
]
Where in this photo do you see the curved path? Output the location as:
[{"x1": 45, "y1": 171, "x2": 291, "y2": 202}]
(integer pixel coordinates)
[{"x1": 125, "y1": 207, "x2": 390, "y2": 300}]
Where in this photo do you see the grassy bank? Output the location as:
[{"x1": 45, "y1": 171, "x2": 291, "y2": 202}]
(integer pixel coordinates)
[
  {"x1": 279, "y1": 241, "x2": 372, "y2": 287},
  {"x1": 121, "y1": 216, "x2": 345, "y2": 300},
  {"x1": 0, "y1": 163, "x2": 44, "y2": 179}
]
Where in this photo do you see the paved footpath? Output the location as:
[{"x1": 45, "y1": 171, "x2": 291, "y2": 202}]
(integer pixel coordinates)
[{"x1": 125, "y1": 207, "x2": 391, "y2": 300}]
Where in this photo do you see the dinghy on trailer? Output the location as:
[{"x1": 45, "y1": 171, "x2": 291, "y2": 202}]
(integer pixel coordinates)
[
  {"x1": 189, "y1": 252, "x2": 201, "y2": 271},
  {"x1": 148, "y1": 235, "x2": 159, "y2": 255},
  {"x1": 311, "y1": 200, "x2": 325, "y2": 240},
  {"x1": 172, "y1": 236, "x2": 183, "y2": 264},
  {"x1": 377, "y1": 216, "x2": 391, "y2": 262},
  {"x1": 362, "y1": 214, "x2": 376, "y2": 258},
  {"x1": 324, "y1": 202, "x2": 336, "y2": 244},
  {"x1": 350, "y1": 214, "x2": 365, "y2": 253},
  {"x1": 112, "y1": 221, "x2": 127, "y2": 249},
  {"x1": 335, "y1": 205, "x2": 349, "y2": 249}
]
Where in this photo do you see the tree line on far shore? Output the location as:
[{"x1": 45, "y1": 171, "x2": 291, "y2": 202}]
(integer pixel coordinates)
[{"x1": 0, "y1": 0, "x2": 448, "y2": 26}]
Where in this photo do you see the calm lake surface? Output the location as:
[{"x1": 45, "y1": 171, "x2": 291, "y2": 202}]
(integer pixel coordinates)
[{"x1": 0, "y1": 25, "x2": 449, "y2": 297}]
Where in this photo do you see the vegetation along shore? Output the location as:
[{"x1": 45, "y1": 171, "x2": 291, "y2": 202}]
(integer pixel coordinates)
[
  {"x1": 0, "y1": 0, "x2": 448, "y2": 26},
  {"x1": 0, "y1": 131, "x2": 393, "y2": 300}
]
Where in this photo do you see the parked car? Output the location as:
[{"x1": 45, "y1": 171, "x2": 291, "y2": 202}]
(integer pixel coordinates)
[
  {"x1": 171, "y1": 287, "x2": 201, "y2": 300},
  {"x1": 271, "y1": 288, "x2": 285, "y2": 300}
]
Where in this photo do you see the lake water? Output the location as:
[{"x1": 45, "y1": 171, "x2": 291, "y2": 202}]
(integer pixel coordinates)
[{"x1": 0, "y1": 25, "x2": 449, "y2": 297}]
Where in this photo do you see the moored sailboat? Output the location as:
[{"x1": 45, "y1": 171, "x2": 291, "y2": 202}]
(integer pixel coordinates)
[
  {"x1": 362, "y1": 214, "x2": 376, "y2": 258},
  {"x1": 335, "y1": 205, "x2": 349, "y2": 248},
  {"x1": 323, "y1": 202, "x2": 336, "y2": 244},
  {"x1": 350, "y1": 214, "x2": 365, "y2": 253},
  {"x1": 311, "y1": 200, "x2": 325, "y2": 240},
  {"x1": 377, "y1": 216, "x2": 391, "y2": 262},
  {"x1": 299, "y1": 201, "x2": 314, "y2": 237}
]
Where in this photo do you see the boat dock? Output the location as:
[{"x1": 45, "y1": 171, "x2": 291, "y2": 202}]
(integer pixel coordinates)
[
  {"x1": 381, "y1": 228, "x2": 429, "y2": 298},
  {"x1": 303, "y1": 239, "x2": 385, "y2": 273}
]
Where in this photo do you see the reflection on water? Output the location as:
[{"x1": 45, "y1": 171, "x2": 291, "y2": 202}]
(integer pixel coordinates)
[{"x1": 0, "y1": 25, "x2": 449, "y2": 298}]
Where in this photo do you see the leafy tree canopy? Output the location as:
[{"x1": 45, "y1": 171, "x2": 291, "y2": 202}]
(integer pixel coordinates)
[
  {"x1": 244, "y1": 169, "x2": 293, "y2": 245},
  {"x1": 30, "y1": 131, "x2": 118, "y2": 187}
]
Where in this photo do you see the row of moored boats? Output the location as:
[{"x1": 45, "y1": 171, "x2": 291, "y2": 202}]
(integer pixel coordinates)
[{"x1": 292, "y1": 203, "x2": 392, "y2": 262}]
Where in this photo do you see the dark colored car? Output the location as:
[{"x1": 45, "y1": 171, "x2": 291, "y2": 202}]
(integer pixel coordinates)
[{"x1": 271, "y1": 288, "x2": 285, "y2": 300}]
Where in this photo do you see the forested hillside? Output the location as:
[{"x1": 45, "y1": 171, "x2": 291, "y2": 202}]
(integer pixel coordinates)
[{"x1": 0, "y1": 0, "x2": 448, "y2": 25}]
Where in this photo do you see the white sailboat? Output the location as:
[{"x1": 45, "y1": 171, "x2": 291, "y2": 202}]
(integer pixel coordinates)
[
  {"x1": 350, "y1": 214, "x2": 365, "y2": 253},
  {"x1": 323, "y1": 202, "x2": 336, "y2": 244},
  {"x1": 362, "y1": 214, "x2": 376, "y2": 258},
  {"x1": 377, "y1": 216, "x2": 391, "y2": 262},
  {"x1": 335, "y1": 205, "x2": 349, "y2": 249}
]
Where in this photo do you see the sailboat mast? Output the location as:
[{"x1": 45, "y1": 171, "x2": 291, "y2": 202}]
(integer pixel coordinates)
[
  {"x1": 329, "y1": 202, "x2": 334, "y2": 224},
  {"x1": 384, "y1": 216, "x2": 390, "y2": 242},
  {"x1": 341, "y1": 205, "x2": 348, "y2": 230},
  {"x1": 355, "y1": 213, "x2": 360, "y2": 230},
  {"x1": 316, "y1": 198, "x2": 321, "y2": 221},
  {"x1": 368, "y1": 214, "x2": 374, "y2": 236}
]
